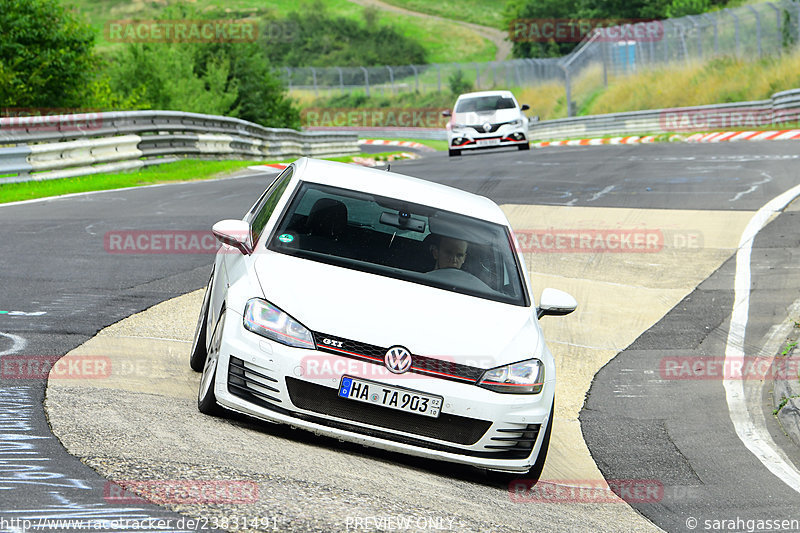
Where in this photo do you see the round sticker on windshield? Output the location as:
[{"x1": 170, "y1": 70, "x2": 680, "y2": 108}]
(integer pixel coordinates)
[{"x1": 278, "y1": 233, "x2": 294, "y2": 243}]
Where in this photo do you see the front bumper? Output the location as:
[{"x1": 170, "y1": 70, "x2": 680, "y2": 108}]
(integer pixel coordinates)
[
  {"x1": 448, "y1": 125, "x2": 528, "y2": 151},
  {"x1": 212, "y1": 311, "x2": 554, "y2": 472}
]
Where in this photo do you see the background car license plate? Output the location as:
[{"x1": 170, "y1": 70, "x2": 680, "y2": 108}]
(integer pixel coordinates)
[
  {"x1": 477, "y1": 139, "x2": 500, "y2": 146},
  {"x1": 338, "y1": 376, "x2": 442, "y2": 418}
]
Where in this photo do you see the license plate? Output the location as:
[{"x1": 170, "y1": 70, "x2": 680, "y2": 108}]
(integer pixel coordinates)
[
  {"x1": 338, "y1": 376, "x2": 442, "y2": 418},
  {"x1": 476, "y1": 138, "x2": 500, "y2": 146}
]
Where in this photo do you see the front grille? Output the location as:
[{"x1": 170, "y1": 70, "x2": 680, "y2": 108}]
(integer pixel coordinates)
[
  {"x1": 228, "y1": 356, "x2": 282, "y2": 405},
  {"x1": 467, "y1": 123, "x2": 502, "y2": 133},
  {"x1": 312, "y1": 331, "x2": 485, "y2": 384},
  {"x1": 286, "y1": 377, "x2": 490, "y2": 445}
]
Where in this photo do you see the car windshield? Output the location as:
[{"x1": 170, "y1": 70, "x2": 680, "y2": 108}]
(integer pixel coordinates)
[
  {"x1": 455, "y1": 95, "x2": 517, "y2": 113},
  {"x1": 268, "y1": 182, "x2": 528, "y2": 306}
]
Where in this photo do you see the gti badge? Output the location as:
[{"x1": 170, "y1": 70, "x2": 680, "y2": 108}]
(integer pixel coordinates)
[{"x1": 384, "y1": 346, "x2": 413, "y2": 374}]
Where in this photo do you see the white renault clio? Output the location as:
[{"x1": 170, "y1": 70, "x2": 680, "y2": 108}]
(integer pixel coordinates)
[
  {"x1": 191, "y1": 157, "x2": 576, "y2": 477},
  {"x1": 443, "y1": 90, "x2": 531, "y2": 157}
]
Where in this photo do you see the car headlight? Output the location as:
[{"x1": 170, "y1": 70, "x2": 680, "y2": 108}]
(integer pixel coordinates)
[
  {"x1": 452, "y1": 123, "x2": 466, "y2": 131},
  {"x1": 508, "y1": 119, "x2": 522, "y2": 127},
  {"x1": 243, "y1": 298, "x2": 315, "y2": 349},
  {"x1": 478, "y1": 358, "x2": 544, "y2": 394}
]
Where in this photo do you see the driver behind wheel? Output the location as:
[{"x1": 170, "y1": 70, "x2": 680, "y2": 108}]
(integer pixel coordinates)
[{"x1": 429, "y1": 235, "x2": 468, "y2": 270}]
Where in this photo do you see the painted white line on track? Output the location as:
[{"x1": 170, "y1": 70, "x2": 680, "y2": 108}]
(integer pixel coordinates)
[
  {"x1": 0, "y1": 332, "x2": 27, "y2": 356},
  {"x1": 724, "y1": 182, "x2": 800, "y2": 493}
]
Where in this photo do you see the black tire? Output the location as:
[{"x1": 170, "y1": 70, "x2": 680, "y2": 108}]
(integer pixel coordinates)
[
  {"x1": 448, "y1": 149, "x2": 461, "y2": 157},
  {"x1": 518, "y1": 142, "x2": 530, "y2": 151},
  {"x1": 198, "y1": 309, "x2": 225, "y2": 416},
  {"x1": 525, "y1": 401, "x2": 553, "y2": 481},
  {"x1": 189, "y1": 272, "x2": 213, "y2": 372}
]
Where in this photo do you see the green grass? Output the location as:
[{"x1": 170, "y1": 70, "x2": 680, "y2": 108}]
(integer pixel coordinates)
[
  {"x1": 69, "y1": 0, "x2": 495, "y2": 63},
  {"x1": 379, "y1": 0, "x2": 507, "y2": 30},
  {"x1": 0, "y1": 152, "x2": 424, "y2": 204},
  {"x1": 0, "y1": 159, "x2": 259, "y2": 204},
  {"x1": 382, "y1": 137, "x2": 448, "y2": 151}
]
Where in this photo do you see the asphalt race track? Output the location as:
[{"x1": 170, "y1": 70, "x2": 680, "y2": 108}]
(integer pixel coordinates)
[{"x1": 3, "y1": 143, "x2": 800, "y2": 532}]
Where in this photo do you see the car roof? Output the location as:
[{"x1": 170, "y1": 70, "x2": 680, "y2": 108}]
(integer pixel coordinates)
[
  {"x1": 291, "y1": 158, "x2": 509, "y2": 226},
  {"x1": 455, "y1": 90, "x2": 516, "y2": 100}
]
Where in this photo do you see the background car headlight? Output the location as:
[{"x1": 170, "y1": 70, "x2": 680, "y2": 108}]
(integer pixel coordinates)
[
  {"x1": 478, "y1": 358, "x2": 544, "y2": 394},
  {"x1": 243, "y1": 298, "x2": 315, "y2": 349}
]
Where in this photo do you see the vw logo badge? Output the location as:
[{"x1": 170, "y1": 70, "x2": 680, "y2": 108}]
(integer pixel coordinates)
[
  {"x1": 385, "y1": 346, "x2": 413, "y2": 374},
  {"x1": 482, "y1": 122, "x2": 492, "y2": 132}
]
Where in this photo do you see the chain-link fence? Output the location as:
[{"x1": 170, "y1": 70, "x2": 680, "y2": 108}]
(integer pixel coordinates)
[{"x1": 284, "y1": 1, "x2": 800, "y2": 116}]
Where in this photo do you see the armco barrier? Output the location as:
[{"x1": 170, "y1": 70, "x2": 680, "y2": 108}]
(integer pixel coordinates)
[{"x1": 0, "y1": 110, "x2": 359, "y2": 184}]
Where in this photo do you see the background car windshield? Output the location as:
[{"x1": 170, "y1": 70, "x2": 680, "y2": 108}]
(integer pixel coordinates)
[
  {"x1": 455, "y1": 96, "x2": 517, "y2": 113},
  {"x1": 268, "y1": 182, "x2": 527, "y2": 306}
]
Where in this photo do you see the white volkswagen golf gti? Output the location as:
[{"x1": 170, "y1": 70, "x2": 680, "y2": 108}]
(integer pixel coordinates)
[{"x1": 190, "y1": 157, "x2": 576, "y2": 477}]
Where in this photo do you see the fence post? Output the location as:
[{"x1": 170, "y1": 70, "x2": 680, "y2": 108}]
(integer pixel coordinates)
[
  {"x1": 336, "y1": 67, "x2": 344, "y2": 94},
  {"x1": 360, "y1": 66, "x2": 370, "y2": 96},
  {"x1": 562, "y1": 64, "x2": 574, "y2": 117},
  {"x1": 437, "y1": 64, "x2": 442, "y2": 92},
  {"x1": 748, "y1": 5, "x2": 763, "y2": 57},
  {"x1": 285, "y1": 67, "x2": 292, "y2": 91},
  {"x1": 473, "y1": 62, "x2": 480, "y2": 88},
  {"x1": 411, "y1": 65, "x2": 419, "y2": 92},
  {"x1": 724, "y1": 9, "x2": 741, "y2": 56},
  {"x1": 386, "y1": 66, "x2": 395, "y2": 94},
  {"x1": 766, "y1": 2, "x2": 781, "y2": 49},
  {"x1": 311, "y1": 67, "x2": 318, "y2": 97}
]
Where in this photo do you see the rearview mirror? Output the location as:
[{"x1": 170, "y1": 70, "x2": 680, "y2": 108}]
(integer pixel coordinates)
[
  {"x1": 212, "y1": 219, "x2": 252, "y2": 255},
  {"x1": 537, "y1": 288, "x2": 577, "y2": 318},
  {"x1": 441, "y1": 110, "x2": 452, "y2": 117},
  {"x1": 521, "y1": 104, "x2": 530, "y2": 111}
]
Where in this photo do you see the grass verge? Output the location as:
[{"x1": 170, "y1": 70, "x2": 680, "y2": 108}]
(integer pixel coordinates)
[{"x1": 0, "y1": 153, "x2": 412, "y2": 205}]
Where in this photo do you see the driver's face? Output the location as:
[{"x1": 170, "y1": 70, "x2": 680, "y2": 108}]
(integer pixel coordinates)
[{"x1": 434, "y1": 237, "x2": 468, "y2": 269}]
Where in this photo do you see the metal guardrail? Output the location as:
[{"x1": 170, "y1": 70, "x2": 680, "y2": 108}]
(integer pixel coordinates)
[
  {"x1": 528, "y1": 88, "x2": 800, "y2": 140},
  {"x1": 0, "y1": 111, "x2": 359, "y2": 184}
]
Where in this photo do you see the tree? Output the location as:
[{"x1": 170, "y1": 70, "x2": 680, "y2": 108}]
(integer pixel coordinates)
[{"x1": 0, "y1": 0, "x2": 95, "y2": 108}]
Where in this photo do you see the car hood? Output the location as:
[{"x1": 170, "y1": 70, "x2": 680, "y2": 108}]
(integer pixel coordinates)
[
  {"x1": 454, "y1": 108, "x2": 521, "y2": 126},
  {"x1": 253, "y1": 253, "x2": 540, "y2": 369}
]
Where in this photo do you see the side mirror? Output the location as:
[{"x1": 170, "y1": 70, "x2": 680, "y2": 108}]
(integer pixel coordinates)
[
  {"x1": 212, "y1": 219, "x2": 252, "y2": 255},
  {"x1": 520, "y1": 104, "x2": 530, "y2": 111},
  {"x1": 537, "y1": 288, "x2": 577, "y2": 318},
  {"x1": 441, "y1": 110, "x2": 452, "y2": 117}
]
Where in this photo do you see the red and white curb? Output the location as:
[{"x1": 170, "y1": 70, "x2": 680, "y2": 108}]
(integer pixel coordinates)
[
  {"x1": 533, "y1": 136, "x2": 656, "y2": 148},
  {"x1": 359, "y1": 139, "x2": 435, "y2": 152},
  {"x1": 686, "y1": 129, "x2": 800, "y2": 142}
]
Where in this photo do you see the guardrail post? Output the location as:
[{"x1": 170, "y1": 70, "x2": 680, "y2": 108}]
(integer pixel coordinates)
[{"x1": 360, "y1": 66, "x2": 370, "y2": 97}]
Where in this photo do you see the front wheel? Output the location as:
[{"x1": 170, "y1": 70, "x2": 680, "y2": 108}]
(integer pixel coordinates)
[
  {"x1": 189, "y1": 272, "x2": 213, "y2": 372},
  {"x1": 198, "y1": 309, "x2": 225, "y2": 416},
  {"x1": 518, "y1": 142, "x2": 530, "y2": 151}
]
